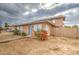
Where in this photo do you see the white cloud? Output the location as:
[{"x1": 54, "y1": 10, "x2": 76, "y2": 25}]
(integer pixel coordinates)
[
  {"x1": 54, "y1": 8, "x2": 79, "y2": 17},
  {"x1": 23, "y1": 8, "x2": 38, "y2": 16},
  {"x1": 40, "y1": 3, "x2": 63, "y2": 10},
  {"x1": 72, "y1": 9, "x2": 77, "y2": 13},
  {"x1": 23, "y1": 11, "x2": 30, "y2": 15},
  {"x1": 25, "y1": 6, "x2": 30, "y2": 10},
  {"x1": 1, "y1": 3, "x2": 79, "y2": 26},
  {"x1": 40, "y1": 3, "x2": 54, "y2": 9},
  {"x1": 31, "y1": 9, "x2": 38, "y2": 12}
]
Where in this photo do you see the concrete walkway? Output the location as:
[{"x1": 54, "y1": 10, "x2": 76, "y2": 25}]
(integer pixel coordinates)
[{"x1": 0, "y1": 31, "x2": 23, "y2": 43}]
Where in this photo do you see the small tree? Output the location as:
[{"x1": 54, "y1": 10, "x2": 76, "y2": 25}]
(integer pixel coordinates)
[
  {"x1": 64, "y1": 26, "x2": 71, "y2": 28},
  {"x1": 72, "y1": 25, "x2": 78, "y2": 28},
  {"x1": 4, "y1": 22, "x2": 9, "y2": 30},
  {"x1": 0, "y1": 27, "x2": 3, "y2": 33},
  {"x1": 13, "y1": 28, "x2": 20, "y2": 35}
]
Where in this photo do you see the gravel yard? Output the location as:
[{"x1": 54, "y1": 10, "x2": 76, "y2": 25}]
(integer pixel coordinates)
[{"x1": 0, "y1": 32, "x2": 79, "y2": 55}]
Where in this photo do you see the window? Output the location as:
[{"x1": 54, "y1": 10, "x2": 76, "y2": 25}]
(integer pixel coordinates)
[
  {"x1": 34, "y1": 24, "x2": 42, "y2": 31},
  {"x1": 45, "y1": 25, "x2": 49, "y2": 31}
]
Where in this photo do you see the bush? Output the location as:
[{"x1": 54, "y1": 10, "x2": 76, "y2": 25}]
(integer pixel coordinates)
[
  {"x1": 13, "y1": 28, "x2": 27, "y2": 36},
  {"x1": 13, "y1": 28, "x2": 20, "y2": 35},
  {"x1": 72, "y1": 25, "x2": 78, "y2": 28},
  {"x1": 35, "y1": 30, "x2": 48, "y2": 41},
  {"x1": 0, "y1": 27, "x2": 3, "y2": 33},
  {"x1": 35, "y1": 30, "x2": 41, "y2": 40},
  {"x1": 40, "y1": 30, "x2": 48, "y2": 41},
  {"x1": 21, "y1": 32, "x2": 27, "y2": 36},
  {"x1": 4, "y1": 23, "x2": 9, "y2": 31},
  {"x1": 64, "y1": 26, "x2": 71, "y2": 28}
]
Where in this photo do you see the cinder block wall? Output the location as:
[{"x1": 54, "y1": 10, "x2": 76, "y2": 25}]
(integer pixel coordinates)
[{"x1": 52, "y1": 27, "x2": 79, "y2": 39}]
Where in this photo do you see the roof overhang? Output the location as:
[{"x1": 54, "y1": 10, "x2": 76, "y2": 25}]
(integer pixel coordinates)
[{"x1": 9, "y1": 15, "x2": 65, "y2": 27}]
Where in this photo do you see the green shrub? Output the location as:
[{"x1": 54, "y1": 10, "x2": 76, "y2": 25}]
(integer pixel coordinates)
[
  {"x1": 21, "y1": 32, "x2": 27, "y2": 36},
  {"x1": 0, "y1": 27, "x2": 3, "y2": 33},
  {"x1": 35, "y1": 30, "x2": 48, "y2": 41},
  {"x1": 72, "y1": 25, "x2": 78, "y2": 28},
  {"x1": 35, "y1": 30, "x2": 41, "y2": 40},
  {"x1": 64, "y1": 26, "x2": 71, "y2": 28},
  {"x1": 13, "y1": 28, "x2": 27, "y2": 36},
  {"x1": 13, "y1": 28, "x2": 20, "y2": 35},
  {"x1": 4, "y1": 23, "x2": 9, "y2": 31}
]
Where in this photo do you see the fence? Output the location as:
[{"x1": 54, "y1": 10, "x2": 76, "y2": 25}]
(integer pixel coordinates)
[{"x1": 53, "y1": 27, "x2": 79, "y2": 39}]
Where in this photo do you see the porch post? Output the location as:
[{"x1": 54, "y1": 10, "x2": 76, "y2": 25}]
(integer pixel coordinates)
[
  {"x1": 31, "y1": 25, "x2": 35, "y2": 38},
  {"x1": 42, "y1": 23, "x2": 45, "y2": 30}
]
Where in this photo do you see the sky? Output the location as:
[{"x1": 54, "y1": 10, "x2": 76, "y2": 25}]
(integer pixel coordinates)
[{"x1": 0, "y1": 3, "x2": 79, "y2": 26}]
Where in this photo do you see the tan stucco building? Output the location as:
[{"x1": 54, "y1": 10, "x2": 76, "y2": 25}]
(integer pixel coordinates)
[{"x1": 9, "y1": 15, "x2": 65, "y2": 37}]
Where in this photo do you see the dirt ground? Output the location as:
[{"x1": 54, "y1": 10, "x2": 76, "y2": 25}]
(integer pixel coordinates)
[
  {"x1": 0, "y1": 31, "x2": 21, "y2": 42},
  {"x1": 0, "y1": 32, "x2": 79, "y2": 55}
]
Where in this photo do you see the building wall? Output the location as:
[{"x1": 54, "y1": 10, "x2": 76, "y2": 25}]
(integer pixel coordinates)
[
  {"x1": 17, "y1": 24, "x2": 79, "y2": 39},
  {"x1": 53, "y1": 18, "x2": 64, "y2": 27},
  {"x1": 9, "y1": 16, "x2": 64, "y2": 37},
  {"x1": 41, "y1": 22, "x2": 50, "y2": 35},
  {"x1": 8, "y1": 26, "x2": 17, "y2": 31},
  {"x1": 48, "y1": 17, "x2": 64, "y2": 27},
  {"x1": 21, "y1": 22, "x2": 51, "y2": 36},
  {"x1": 53, "y1": 27, "x2": 79, "y2": 39},
  {"x1": 23, "y1": 25, "x2": 28, "y2": 34},
  {"x1": 8, "y1": 27, "x2": 14, "y2": 30},
  {"x1": 49, "y1": 17, "x2": 64, "y2": 36}
]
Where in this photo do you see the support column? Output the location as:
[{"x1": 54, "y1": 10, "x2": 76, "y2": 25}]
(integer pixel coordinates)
[
  {"x1": 42, "y1": 23, "x2": 46, "y2": 30},
  {"x1": 31, "y1": 25, "x2": 35, "y2": 38}
]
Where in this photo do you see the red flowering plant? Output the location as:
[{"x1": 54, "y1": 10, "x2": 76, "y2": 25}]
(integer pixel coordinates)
[
  {"x1": 35, "y1": 30, "x2": 48, "y2": 41},
  {"x1": 40, "y1": 30, "x2": 48, "y2": 41}
]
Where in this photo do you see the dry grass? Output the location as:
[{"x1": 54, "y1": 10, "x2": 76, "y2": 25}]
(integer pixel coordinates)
[{"x1": 0, "y1": 32, "x2": 79, "y2": 55}]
